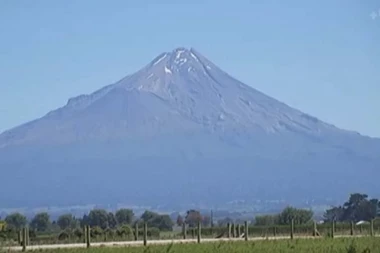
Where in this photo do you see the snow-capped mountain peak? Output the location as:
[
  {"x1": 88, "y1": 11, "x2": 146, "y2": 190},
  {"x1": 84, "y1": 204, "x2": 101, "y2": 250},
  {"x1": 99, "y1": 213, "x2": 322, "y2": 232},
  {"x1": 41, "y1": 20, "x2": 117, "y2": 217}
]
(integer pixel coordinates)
[
  {"x1": 145, "y1": 47, "x2": 213, "y2": 78},
  {"x1": 1, "y1": 47, "x2": 351, "y2": 143},
  {"x1": 0, "y1": 47, "x2": 379, "y2": 208},
  {"x1": 109, "y1": 47, "x2": 223, "y2": 100}
]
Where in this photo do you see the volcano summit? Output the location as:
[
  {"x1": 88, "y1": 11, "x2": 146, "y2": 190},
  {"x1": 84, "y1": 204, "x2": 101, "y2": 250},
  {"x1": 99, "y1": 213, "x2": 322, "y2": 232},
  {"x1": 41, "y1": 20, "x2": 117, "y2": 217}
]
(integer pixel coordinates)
[{"x1": 1, "y1": 48, "x2": 379, "y2": 207}]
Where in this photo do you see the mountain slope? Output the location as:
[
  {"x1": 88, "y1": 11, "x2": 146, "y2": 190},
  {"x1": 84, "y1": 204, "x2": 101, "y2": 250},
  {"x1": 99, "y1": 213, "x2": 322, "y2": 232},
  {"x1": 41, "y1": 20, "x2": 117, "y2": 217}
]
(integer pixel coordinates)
[{"x1": 1, "y1": 47, "x2": 379, "y2": 207}]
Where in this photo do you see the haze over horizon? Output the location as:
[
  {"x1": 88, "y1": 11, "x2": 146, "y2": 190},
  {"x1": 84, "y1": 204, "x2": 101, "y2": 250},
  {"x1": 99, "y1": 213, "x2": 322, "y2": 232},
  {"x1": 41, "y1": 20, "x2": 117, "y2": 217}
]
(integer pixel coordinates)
[{"x1": 1, "y1": 1, "x2": 380, "y2": 137}]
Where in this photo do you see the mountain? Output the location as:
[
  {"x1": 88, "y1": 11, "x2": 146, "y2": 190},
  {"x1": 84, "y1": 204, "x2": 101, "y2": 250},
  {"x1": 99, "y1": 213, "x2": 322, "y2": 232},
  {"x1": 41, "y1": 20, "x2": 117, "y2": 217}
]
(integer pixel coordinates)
[{"x1": 1, "y1": 47, "x2": 379, "y2": 208}]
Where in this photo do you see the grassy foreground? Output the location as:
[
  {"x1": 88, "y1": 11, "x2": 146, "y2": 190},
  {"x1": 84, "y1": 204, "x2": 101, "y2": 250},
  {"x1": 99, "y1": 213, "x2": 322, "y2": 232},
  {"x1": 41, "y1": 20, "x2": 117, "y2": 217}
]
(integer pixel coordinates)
[{"x1": 24, "y1": 237, "x2": 380, "y2": 253}]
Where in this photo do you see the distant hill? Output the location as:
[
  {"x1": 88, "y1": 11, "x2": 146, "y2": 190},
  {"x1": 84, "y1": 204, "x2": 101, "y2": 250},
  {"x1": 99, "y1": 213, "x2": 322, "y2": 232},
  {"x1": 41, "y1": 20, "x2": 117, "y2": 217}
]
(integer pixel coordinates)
[{"x1": 1, "y1": 47, "x2": 379, "y2": 208}]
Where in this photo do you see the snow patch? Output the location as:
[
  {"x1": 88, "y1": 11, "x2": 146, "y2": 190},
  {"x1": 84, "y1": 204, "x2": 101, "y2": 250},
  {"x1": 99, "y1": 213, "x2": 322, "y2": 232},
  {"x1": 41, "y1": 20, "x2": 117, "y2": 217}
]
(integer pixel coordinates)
[
  {"x1": 239, "y1": 97, "x2": 251, "y2": 106},
  {"x1": 206, "y1": 65, "x2": 211, "y2": 70},
  {"x1": 147, "y1": 73, "x2": 154, "y2": 79},
  {"x1": 176, "y1": 50, "x2": 185, "y2": 59},
  {"x1": 164, "y1": 66, "x2": 172, "y2": 74},
  {"x1": 190, "y1": 52, "x2": 199, "y2": 62},
  {"x1": 179, "y1": 58, "x2": 187, "y2": 64},
  {"x1": 153, "y1": 54, "x2": 167, "y2": 66},
  {"x1": 174, "y1": 57, "x2": 188, "y2": 66}
]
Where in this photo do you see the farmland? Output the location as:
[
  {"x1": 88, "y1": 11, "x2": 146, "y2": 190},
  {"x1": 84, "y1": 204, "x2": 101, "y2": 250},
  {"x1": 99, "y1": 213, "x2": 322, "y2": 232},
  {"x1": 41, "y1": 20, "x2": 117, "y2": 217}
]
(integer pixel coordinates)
[
  {"x1": 1, "y1": 194, "x2": 379, "y2": 251},
  {"x1": 1, "y1": 221, "x2": 379, "y2": 252},
  {"x1": 2, "y1": 237, "x2": 380, "y2": 253}
]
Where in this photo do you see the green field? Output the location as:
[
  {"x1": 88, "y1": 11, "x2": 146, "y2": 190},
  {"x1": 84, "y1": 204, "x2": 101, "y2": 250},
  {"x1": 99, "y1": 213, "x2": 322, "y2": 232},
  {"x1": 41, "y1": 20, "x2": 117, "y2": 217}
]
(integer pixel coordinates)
[{"x1": 16, "y1": 237, "x2": 380, "y2": 253}]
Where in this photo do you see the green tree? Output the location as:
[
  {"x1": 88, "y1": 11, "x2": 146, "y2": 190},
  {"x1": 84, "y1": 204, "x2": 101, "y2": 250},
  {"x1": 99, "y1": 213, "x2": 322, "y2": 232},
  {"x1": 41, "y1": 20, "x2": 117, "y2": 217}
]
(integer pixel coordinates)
[
  {"x1": 107, "y1": 212, "x2": 117, "y2": 229},
  {"x1": 80, "y1": 214, "x2": 89, "y2": 227},
  {"x1": 343, "y1": 193, "x2": 369, "y2": 221},
  {"x1": 324, "y1": 193, "x2": 380, "y2": 222},
  {"x1": 185, "y1": 210, "x2": 202, "y2": 228},
  {"x1": 278, "y1": 206, "x2": 313, "y2": 225},
  {"x1": 91, "y1": 226, "x2": 104, "y2": 238},
  {"x1": 255, "y1": 214, "x2": 279, "y2": 226},
  {"x1": 139, "y1": 211, "x2": 173, "y2": 231},
  {"x1": 323, "y1": 206, "x2": 344, "y2": 222},
  {"x1": 87, "y1": 209, "x2": 109, "y2": 229},
  {"x1": 57, "y1": 214, "x2": 75, "y2": 230},
  {"x1": 369, "y1": 199, "x2": 379, "y2": 219},
  {"x1": 176, "y1": 215, "x2": 184, "y2": 226},
  {"x1": 73, "y1": 227, "x2": 83, "y2": 239},
  {"x1": 151, "y1": 214, "x2": 173, "y2": 231},
  {"x1": 30, "y1": 212, "x2": 51, "y2": 232},
  {"x1": 117, "y1": 225, "x2": 133, "y2": 237},
  {"x1": 141, "y1": 211, "x2": 158, "y2": 222},
  {"x1": 5, "y1": 213, "x2": 27, "y2": 230},
  {"x1": 115, "y1": 209, "x2": 134, "y2": 225}
]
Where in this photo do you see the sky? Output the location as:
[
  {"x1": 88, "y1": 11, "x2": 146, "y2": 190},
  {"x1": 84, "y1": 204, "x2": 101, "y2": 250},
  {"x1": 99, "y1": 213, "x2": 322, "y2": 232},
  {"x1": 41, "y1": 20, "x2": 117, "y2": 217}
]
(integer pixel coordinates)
[{"x1": 0, "y1": 0, "x2": 379, "y2": 137}]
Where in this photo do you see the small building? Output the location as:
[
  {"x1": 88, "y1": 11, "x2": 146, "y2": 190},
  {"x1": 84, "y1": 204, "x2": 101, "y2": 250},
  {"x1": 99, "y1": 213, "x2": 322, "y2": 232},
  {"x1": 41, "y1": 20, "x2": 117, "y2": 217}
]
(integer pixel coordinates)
[{"x1": 356, "y1": 220, "x2": 369, "y2": 225}]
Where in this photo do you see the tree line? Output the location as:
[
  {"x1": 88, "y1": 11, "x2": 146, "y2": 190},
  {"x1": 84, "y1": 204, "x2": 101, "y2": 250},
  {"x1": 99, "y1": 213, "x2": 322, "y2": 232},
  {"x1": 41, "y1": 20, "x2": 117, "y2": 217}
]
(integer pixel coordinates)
[
  {"x1": 176, "y1": 210, "x2": 212, "y2": 228},
  {"x1": 254, "y1": 206, "x2": 314, "y2": 226},
  {"x1": 2, "y1": 192, "x2": 378, "y2": 234},
  {"x1": 323, "y1": 193, "x2": 380, "y2": 222},
  {"x1": 1, "y1": 208, "x2": 215, "y2": 234},
  {"x1": 2, "y1": 209, "x2": 174, "y2": 233},
  {"x1": 254, "y1": 193, "x2": 380, "y2": 226}
]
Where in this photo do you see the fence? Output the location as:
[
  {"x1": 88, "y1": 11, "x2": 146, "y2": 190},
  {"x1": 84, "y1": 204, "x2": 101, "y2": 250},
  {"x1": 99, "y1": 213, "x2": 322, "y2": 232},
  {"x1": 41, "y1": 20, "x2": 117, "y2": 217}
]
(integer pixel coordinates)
[{"x1": 9, "y1": 219, "x2": 379, "y2": 251}]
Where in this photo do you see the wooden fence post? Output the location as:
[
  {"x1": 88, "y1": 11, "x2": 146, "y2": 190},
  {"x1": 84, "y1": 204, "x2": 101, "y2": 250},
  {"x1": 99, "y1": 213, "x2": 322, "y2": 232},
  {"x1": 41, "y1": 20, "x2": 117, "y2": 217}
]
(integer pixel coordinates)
[
  {"x1": 290, "y1": 219, "x2": 294, "y2": 240},
  {"x1": 237, "y1": 224, "x2": 241, "y2": 238},
  {"x1": 232, "y1": 223, "x2": 236, "y2": 238},
  {"x1": 134, "y1": 223, "x2": 139, "y2": 241},
  {"x1": 331, "y1": 220, "x2": 335, "y2": 239},
  {"x1": 197, "y1": 221, "x2": 201, "y2": 243},
  {"x1": 22, "y1": 227, "x2": 27, "y2": 252},
  {"x1": 86, "y1": 225, "x2": 91, "y2": 248},
  {"x1": 370, "y1": 219, "x2": 374, "y2": 237},
  {"x1": 227, "y1": 223, "x2": 231, "y2": 238},
  {"x1": 26, "y1": 227, "x2": 29, "y2": 246},
  {"x1": 350, "y1": 221, "x2": 354, "y2": 236},
  {"x1": 18, "y1": 230, "x2": 22, "y2": 245},
  {"x1": 273, "y1": 226, "x2": 277, "y2": 237},
  {"x1": 244, "y1": 221, "x2": 248, "y2": 241},
  {"x1": 143, "y1": 222, "x2": 147, "y2": 246},
  {"x1": 182, "y1": 223, "x2": 187, "y2": 239},
  {"x1": 83, "y1": 226, "x2": 87, "y2": 244}
]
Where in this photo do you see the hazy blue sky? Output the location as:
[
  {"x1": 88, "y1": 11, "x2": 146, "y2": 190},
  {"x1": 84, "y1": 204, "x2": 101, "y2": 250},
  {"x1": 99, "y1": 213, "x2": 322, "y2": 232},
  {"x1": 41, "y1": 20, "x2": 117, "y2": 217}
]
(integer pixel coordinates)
[{"x1": 1, "y1": 0, "x2": 379, "y2": 137}]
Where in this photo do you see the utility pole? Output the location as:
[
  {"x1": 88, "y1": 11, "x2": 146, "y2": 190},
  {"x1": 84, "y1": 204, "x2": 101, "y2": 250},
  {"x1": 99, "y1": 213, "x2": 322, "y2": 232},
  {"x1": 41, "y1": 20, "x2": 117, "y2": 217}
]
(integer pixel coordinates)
[{"x1": 210, "y1": 210, "x2": 214, "y2": 228}]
